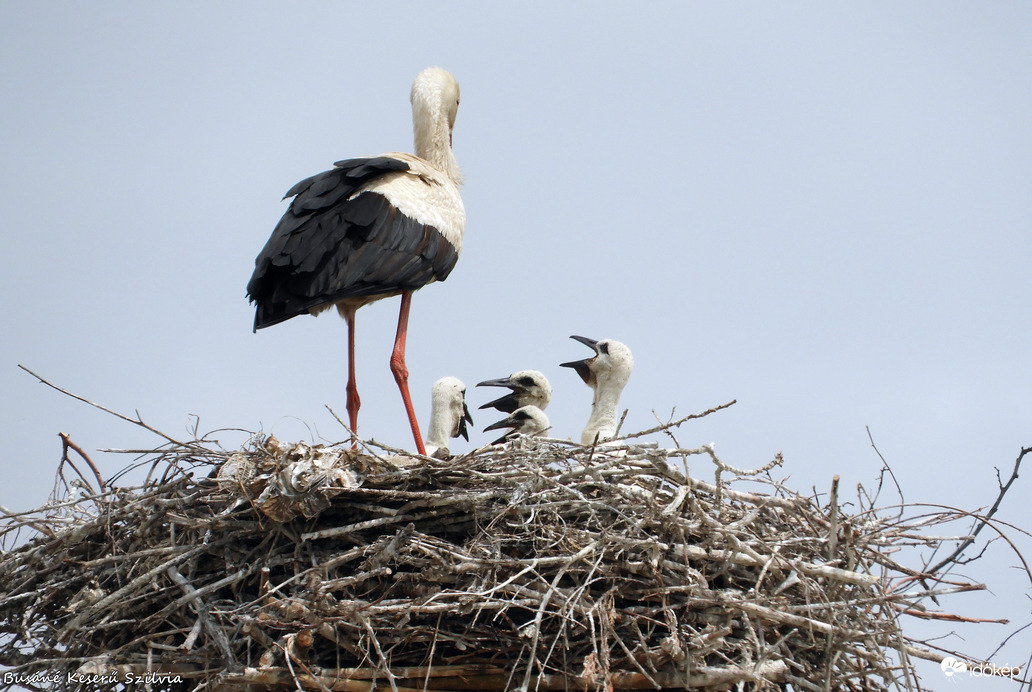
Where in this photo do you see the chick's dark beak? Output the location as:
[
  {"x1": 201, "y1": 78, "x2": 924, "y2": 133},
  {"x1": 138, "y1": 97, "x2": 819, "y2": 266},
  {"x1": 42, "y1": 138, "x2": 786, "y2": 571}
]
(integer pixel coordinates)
[
  {"x1": 561, "y1": 336, "x2": 600, "y2": 385},
  {"x1": 568, "y1": 334, "x2": 600, "y2": 351},
  {"x1": 479, "y1": 393, "x2": 520, "y2": 413},
  {"x1": 560, "y1": 358, "x2": 593, "y2": 385},
  {"x1": 476, "y1": 377, "x2": 514, "y2": 389},
  {"x1": 456, "y1": 402, "x2": 472, "y2": 441},
  {"x1": 483, "y1": 414, "x2": 517, "y2": 433},
  {"x1": 476, "y1": 376, "x2": 522, "y2": 412}
]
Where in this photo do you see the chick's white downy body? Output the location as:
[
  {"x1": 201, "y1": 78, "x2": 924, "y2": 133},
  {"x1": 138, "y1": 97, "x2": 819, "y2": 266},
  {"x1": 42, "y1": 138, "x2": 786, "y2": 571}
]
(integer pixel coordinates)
[{"x1": 425, "y1": 376, "x2": 472, "y2": 458}]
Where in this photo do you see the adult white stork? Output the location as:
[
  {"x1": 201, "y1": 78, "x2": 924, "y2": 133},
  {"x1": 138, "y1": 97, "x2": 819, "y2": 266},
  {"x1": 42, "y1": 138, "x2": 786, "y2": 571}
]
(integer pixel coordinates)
[
  {"x1": 483, "y1": 405, "x2": 551, "y2": 445},
  {"x1": 560, "y1": 335, "x2": 634, "y2": 445},
  {"x1": 425, "y1": 376, "x2": 473, "y2": 458},
  {"x1": 476, "y1": 370, "x2": 551, "y2": 414},
  {"x1": 247, "y1": 67, "x2": 464, "y2": 456}
]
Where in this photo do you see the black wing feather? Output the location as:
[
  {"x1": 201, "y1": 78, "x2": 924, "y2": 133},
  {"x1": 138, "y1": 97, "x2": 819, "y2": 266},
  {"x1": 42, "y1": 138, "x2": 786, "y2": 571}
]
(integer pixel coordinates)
[{"x1": 248, "y1": 157, "x2": 459, "y2": 331}]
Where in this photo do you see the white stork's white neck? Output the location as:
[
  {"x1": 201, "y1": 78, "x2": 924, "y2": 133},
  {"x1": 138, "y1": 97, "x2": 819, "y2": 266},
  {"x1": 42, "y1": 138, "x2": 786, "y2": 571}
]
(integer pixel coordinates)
[
  {"x1": 583, "y1": 380, "x2": 626, "y2": 445},
  {"x1": 411, "y1": 67, "x2": 462, "y2": 185}
]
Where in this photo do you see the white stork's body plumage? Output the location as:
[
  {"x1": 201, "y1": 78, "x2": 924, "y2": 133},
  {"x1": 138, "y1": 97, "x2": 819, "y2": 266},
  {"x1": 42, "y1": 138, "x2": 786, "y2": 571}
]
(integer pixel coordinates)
[
  {"x1": 483, "y1": 405, "x2": 551, "y2": 445},
  {"x1": 561, "y1": 335, "x2": 634, "y2": 446},
  {"x1": 476, "y1": 370, "x2": 552, "y2": 414},
  {"x1": 247, "y1": 68, "x2": 464, "y2": 456},
  {"x1": 425, "y1": 376, "x2": 473, "y2": 458}
]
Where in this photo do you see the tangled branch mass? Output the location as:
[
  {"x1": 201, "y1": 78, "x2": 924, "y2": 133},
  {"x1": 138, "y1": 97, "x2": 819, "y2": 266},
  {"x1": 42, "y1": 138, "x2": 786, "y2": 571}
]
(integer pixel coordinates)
[{"x1": 0, "y1": 409, "x2": 1017, "y2": 691}]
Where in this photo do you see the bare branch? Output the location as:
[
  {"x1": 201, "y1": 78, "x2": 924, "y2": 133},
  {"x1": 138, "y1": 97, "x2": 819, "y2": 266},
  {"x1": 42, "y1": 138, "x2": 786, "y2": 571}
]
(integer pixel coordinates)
[{"x1": 926, "y1": 446, "x2": 1031, "y2": 576}]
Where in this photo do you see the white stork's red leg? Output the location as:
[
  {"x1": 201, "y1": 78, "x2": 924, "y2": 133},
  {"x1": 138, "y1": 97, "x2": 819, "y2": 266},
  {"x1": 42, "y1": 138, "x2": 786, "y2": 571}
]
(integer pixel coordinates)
[
  {"x1": 342, "y1": 306, "x2": 361, "y2": 448},
  {"x1": 390, "y1": 291, "x2": 428, "y2": 456}
]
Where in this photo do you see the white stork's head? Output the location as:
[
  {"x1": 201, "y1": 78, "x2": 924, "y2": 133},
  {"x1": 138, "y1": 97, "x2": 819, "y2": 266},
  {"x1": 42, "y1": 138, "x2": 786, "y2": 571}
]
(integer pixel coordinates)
[
  {"x1": 483, "y1": 405, "x2": 551, "y2": 445},
  {"x1": 425, "y1": 376, "x2": 472, "y2": 458},
  {"x1": 476, "y1": 369, "x2": 552, "y2": 413},
  {"x1": 560, "y1": 336, "x2": 634, "y2": 393},
  {"x1": 411, "y1": 67, "x2": 461, "y2": 184}
]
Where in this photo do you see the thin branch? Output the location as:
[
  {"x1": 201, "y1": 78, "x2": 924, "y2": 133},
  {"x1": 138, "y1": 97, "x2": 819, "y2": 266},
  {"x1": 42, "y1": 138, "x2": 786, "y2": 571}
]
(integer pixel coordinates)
[
  {"x1": 59, "y1": 432, "x2": 107, "y2": 493},
  {"x1": 866, "y1": 425, "x2": 904, "y2": 506},
  {"x1": 18, "y1": 364, "x2": 200, "y2": 451},
  {"x1": 621, "y1": 399, "x2": 737, "y2": 440},
  {"x1": 926, "y1": 446, "x2": 1031, "y2": 576}
]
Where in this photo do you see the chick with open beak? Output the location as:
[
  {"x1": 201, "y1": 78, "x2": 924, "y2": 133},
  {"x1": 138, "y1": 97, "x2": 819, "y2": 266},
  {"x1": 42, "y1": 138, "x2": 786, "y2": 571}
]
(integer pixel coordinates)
[
  {"x1": 483, "y1": 405, "x2": 551, "y2": 445},
  {"x1": 476, "y1": 370, "x2": 551, "y2": 414},
  {"x1": 560, "y1": 335, "x2": 634, "y2": 445}
]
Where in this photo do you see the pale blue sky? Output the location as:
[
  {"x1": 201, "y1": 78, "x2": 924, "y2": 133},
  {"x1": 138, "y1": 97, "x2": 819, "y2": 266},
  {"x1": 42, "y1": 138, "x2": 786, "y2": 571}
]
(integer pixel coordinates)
[{"x1": 2, "y1": 2, "x2": 1030, "y2": 685}]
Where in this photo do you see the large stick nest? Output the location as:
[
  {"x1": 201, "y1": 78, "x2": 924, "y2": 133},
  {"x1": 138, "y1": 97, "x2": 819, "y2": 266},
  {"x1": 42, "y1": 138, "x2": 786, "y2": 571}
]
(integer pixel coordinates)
[{"x1": 0, "y1": 408, "x2": 1014, "y2": 691}]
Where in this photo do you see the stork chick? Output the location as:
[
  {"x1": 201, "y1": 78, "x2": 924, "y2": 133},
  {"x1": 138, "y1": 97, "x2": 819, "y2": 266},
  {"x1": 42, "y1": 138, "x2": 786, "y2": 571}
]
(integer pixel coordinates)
[
  {"x1": 476, "y1": 370, "x2": 551, "y2": 414},
  {"x1": 483, "y1": 405, "x2": 551, "y2": 445},
  {"x1": 425, "y1": 377, "x2": 473, "y2": 458},
  {"x1": 560, "y1": 335, "x2": 634, "y2": 446}
]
